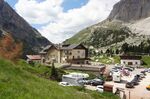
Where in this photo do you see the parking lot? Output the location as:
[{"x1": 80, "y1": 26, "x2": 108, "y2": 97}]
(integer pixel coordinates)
[
  {"x1": 127, "y1": 73, "x2": 150, "y2": 99},
  {"x1": 86, "y1": 69, "x2": 150, "y2": 99}
]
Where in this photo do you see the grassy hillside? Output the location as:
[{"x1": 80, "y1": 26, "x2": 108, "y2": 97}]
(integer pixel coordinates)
[
  {"x1": 0, "y1": 58, "x2": 118, "y2": 99},
  {"x1": 142, "y1": 56, "x2": 150, "y2": 68},
  {"x1": 64, "y1": 28, "x2": 91, "y2": 44},
  {"x1": 64, "y1": 21, "x2": 131, "y2": 49}
]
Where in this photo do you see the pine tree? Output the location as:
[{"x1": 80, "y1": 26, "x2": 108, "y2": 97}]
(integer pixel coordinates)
[
  {"x1": 122, "y1": 43, "x2": 129, "y2": 54},
  {"x1": 116, "y1": 49, "x2": 119, "y2": 54},
  {"x1": 50, "y1": 62, "x2": 58, "y2": 80},
  {"x1": 106, "y1": 49, "x2": 110, "y2": 54}
]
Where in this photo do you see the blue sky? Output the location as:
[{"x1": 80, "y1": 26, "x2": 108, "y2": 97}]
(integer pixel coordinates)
[
  {"x1": 62, "y1": 0, "x2": 89, "y2": 12},
  {"x1": 4, "y1": 0, "x2": 119, "y2": 43},
  {"x1": 5, "y1": 0, "x2": 17, "y2": 7}
]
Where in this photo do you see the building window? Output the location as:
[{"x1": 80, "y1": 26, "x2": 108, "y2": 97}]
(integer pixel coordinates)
[
  {"x1": 69, "y1": 52, "x2": 72, "y2": 55},
  {"x1": 78, "y1": 56, "x2": 80, "y2": 58},
  {"x1": 64, "y1": 50, "x2": 69, "y2": 55},
  {"x1": 135, "y1": 62, "x2": 138, "y2": 64},
  {"x1": 73, "y1": 56, "x2": 74, "y2": 59},
  {"x1": 128, "y1": 62, "x2": 133, "y2": 65},
  {"x1": 123, "y1": 61, "x2": 125, "y2": 64},
  {"x1": 78, "y1": 51, "x2": 80, "y2": 53}
]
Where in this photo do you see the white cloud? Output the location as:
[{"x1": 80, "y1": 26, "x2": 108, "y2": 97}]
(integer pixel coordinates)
[
  {"x1": 15, "y1": 0, "x2": 63, "y2": 24},
  {"x1": 15, "y1": 0, "x2": 120, "y2": 43}
]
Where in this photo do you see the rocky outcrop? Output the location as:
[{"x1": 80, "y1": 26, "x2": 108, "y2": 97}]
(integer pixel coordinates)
[
  {"x1": 0, "y1": 0, "x2": 51, "y2": 56},
  {"x1": 108, "y1": 0, "x2": 150, "y2": 22}
]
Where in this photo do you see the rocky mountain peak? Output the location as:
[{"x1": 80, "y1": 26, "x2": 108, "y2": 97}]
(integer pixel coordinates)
[
  {"x1": 65, "y1": 0, "x2": 150, "y2": 49},
  {"x1": 108, "y1": 0, "x2": 150, "y2": 22},
  {"x1": 0, "y1": 0, "x2": 4, "y2": 3}
]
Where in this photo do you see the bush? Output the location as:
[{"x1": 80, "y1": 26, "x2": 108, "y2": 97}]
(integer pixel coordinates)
[{"x1": 0, "y1": 34, "x2": 22, "y2": 61}]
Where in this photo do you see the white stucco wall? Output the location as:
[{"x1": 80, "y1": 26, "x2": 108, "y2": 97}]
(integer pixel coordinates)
[
  {"x1": 69, "y1": 49, "x2": 85, "y2": 59},
  {"x1": 121, "y1": 59, "x2": 141, "y2": 66},
  {"x1": 46, "y1": 48, "x2": 59, "y2": 63}
]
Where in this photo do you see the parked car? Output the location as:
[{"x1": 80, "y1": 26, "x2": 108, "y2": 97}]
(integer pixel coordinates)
[
  {"x1": 124, "y1": 67, "x2": 133, "y2": 71},
  {"x1": 145, "y1": 68, "x2": 150, "y2": 73},
  {"x1": 90, "y1": 79, "x2": 104, "y2": 86},
  {"x1": 131, "y1": 79, "x2": 139, "y2": 85},
  {"x1": 96, "y1": 85, "x2": 104, "y2": 93},
  {"x1": 129, "y1": 66, "x2": 135, "y2": 70},
  {"x1": 148, "y1": 68, "x2": 150, "y2": 73},
  {"x1": 144, "y1": 69, "x2": 149, "y2": 72},
  {"x1": 86, "y1": 80, "x2": 93, "y2": 85},
  {"x1": 139, "y1": 73, "x2": 145, "y2": 78},
  {"x1": 134, "y1": 74, "x2": 141, "y2": 81},
  {"x1": 111, "y1": 69, "x2": 119, "y2": 73},
  {"x1": 126, "y1": 82, "x2": 134, "y2": 88},
  {"x1": 78, "y1": 80, "x2": 91, "y2": 85},
  {"x1": 146, "y1": 85, "x2": 150, "y2": 90},
  {"x1": 59, "y1": 82, "x2": 71, "y2": 86},
  {"x1": 141, "y1": 71, "x2": 146, "y2": 76}
]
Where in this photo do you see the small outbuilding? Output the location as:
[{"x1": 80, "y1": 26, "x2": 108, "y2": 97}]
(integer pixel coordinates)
[
  {"x1": 26, "y1": 55, "x2": 41, "y2": 64},
  {"x1": 120, "y1": 56, "x2": 142, "y2": 66}
]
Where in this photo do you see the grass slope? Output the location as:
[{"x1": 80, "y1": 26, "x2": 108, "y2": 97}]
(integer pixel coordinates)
[
  {"x1": 0, "y1": 58, "x2": 118, "y2": 99},
  {"x1": 64, "y1": 28, "x2": 91, "y2": 44},
  {"x1": 142, "y1": 56, "x2": 150, "y2": 68}
]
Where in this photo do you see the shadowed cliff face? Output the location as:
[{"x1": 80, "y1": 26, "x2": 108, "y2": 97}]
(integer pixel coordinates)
[
  {"x1": 0, "y1": 0, "x2": 51, "y2": 56},
  {"x1": 108, "y1": 0, "x2": 150, "y2": 22}
]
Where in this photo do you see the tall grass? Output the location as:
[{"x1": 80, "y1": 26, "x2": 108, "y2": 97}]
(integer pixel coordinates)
[
  {"x1": 0, "y1": 58, "x2": 119, "y2": 99},
  {"x1": 142, "y1": 56, "x2": 150, "y2": 68}
]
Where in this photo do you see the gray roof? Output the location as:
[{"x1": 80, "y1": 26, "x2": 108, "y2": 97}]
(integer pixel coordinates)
[
  {"x1": 61, "y1": 44, "x2": 80, "y2": 50},
  {"x1": 43, "y1": 45, "x2": 52, "y2": 51},
  {"x1": 40, "y1": 43, "x2": 86, "y2": 54},
  {"x1": 39, "y1": 45, "x2": 52, "y2": 54}
]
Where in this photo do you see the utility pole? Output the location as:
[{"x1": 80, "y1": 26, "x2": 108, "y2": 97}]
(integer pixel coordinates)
[{"x1": 129, "y1": 90, "x2": 131, "y2": 99}]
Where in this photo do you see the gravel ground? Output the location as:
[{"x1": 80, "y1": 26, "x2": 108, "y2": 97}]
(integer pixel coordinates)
[{"x1": 106, "y1": 69, "x2": 150, "y2": 99}]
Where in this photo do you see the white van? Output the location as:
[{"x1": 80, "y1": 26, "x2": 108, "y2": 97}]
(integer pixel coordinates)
[{"x1": 113, "y1": 72, "x2": 121, "y2": 83}]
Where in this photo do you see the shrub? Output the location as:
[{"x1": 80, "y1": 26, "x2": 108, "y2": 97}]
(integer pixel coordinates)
[{"x1": 0, "y1": 34, "x2": 22, "y2": 61}]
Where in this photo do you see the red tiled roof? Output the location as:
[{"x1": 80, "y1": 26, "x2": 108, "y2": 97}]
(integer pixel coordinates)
[{"x1": 26, "y1": 55, "x2": 41, "y2": 60}]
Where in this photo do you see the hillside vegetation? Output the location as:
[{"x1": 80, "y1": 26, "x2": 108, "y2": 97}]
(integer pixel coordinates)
[
  {"x1": 64, "y1": 21, "x2": 132, "y2": 49},
  {"x1": 0, "y1": 58, "x2": 119, "y2": 99},
  {"x1": 85, "y1": 27, "x2": 130, "y2": 48},
  {"x1": 65, "y1": 0, "x2": 150, "y2": 49},
  {"x1": 65, "y1": 28, "x2": 91, "y2": 44},
  {"x1": 142, "y1": 56, "x2": 150, "y2": 68}
]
